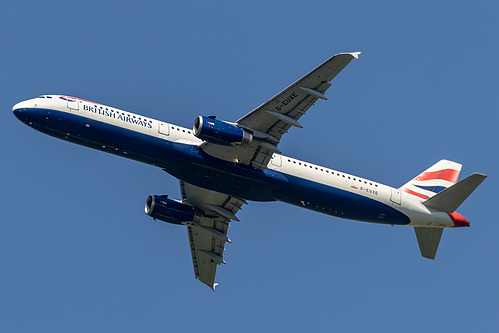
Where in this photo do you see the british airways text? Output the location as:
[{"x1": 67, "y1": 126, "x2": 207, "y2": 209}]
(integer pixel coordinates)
[{"x1": 83, "y1": 105, "x2": 152, "y2": 129}]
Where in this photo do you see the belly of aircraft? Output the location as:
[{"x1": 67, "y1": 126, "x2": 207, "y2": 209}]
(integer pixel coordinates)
[{"x1": 17, "y1": 108, "x2": 410, "y2": 225}]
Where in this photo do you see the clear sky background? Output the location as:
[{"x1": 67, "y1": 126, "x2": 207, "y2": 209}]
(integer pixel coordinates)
[{"x1": 1, "y1": 1, "x2": 498, "y2": 332}]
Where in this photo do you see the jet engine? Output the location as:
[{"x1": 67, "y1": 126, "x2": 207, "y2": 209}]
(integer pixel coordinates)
[
  {"x1": 193, "y1": 116, "x2": 252, "y2": 146},
  {"x1": 145, "y1": 195, "x2": 202, "y2": 225}
]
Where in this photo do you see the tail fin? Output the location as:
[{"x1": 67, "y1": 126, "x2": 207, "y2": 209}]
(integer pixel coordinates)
[
  {"x1": 405, "y1": 161, "x2": 487, "y2": 261},
  {"x1": 400, "y1": 160, "x2": 462, "y2": 200},
  {"x1": 423, "y1": 173, "x2": 487, "y2": 213}
]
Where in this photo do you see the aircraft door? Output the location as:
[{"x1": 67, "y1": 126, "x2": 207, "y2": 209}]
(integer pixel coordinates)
[
  {"x1": 390, "y1": 188, "x2": 402, "y2": 205},
  {"x1": 270, "y1": 154, "x2": 282, "y2": 167},
  {"x1": 66, "y1": 97, "x2": 79, "y2": 111},
  {"x1": 158, "y1": 121, "x2": 170, "y2": 135}
]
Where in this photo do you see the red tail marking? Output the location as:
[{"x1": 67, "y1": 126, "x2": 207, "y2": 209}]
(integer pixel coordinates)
[
  {"x1": 415, "y1": 169, "x2": 460, "y2": 183},
  {"x1": 401, "y1": 188, "x2": 430, "y2": 200}
]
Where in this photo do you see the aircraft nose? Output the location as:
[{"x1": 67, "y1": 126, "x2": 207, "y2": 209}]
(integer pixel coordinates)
[
  {"x1": 449, "y1": 212, "x2": 470, "y2": 227},
  {"x1": 13, "y1": 99, "x2": 36, "y2": 120},
  {"x1": 13, "y1": 102, "x2": 25, "y2": 120},
  {"x1": 13, "y1": 99, "x2": 43, "y2": 126}
]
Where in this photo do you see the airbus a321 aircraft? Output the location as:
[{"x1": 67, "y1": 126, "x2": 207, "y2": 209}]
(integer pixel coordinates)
[{"x1": 13, "y1": 52, "x2": 486, "y2": 290}]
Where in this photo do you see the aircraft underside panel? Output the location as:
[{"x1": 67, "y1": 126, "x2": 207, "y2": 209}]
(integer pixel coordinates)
[{"x1": 273, "y1": 174, "x2": 410, "y2": 225}]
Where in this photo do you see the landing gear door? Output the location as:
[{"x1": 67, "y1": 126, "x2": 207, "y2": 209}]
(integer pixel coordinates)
[{"x1": 67, "y1": 97, "x2": 79, "y2": 111}]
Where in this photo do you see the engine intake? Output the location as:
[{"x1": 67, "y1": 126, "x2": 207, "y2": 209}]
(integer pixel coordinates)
[
  {"x1": 145, "y1": 195, "x2": 202, "y2": 225},
  {"x1": 193, "y1": 116, "x2": 252, "y2": 146}
]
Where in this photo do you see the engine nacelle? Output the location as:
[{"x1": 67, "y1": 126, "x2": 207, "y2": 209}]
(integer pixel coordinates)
[
  {"x1": 145, "y1": 195, "x2": 202, "y2": 225},
  {"x1": 193, "y1": 116, "x2": 252, "y2": 146}
]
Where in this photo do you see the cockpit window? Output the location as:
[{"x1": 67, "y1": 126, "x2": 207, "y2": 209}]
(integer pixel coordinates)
[{"x1": 38, "y1": 96, "x2": 46, "y2": 98}]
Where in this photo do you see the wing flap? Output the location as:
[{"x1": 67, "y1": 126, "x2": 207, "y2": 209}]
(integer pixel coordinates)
[
  {"x1": 188, "y1": 219, "x2": 228, "y2": 289},
  {"x1": 181, "y1": 181, "x2": 245, "y2": 289}
]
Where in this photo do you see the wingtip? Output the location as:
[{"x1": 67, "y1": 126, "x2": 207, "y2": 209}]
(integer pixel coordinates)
[
  {"x1": 337, "y1": 51, "x2": 361, "y2": 59},
  {"x1": 211, "y1": 283, "x2": 219, "y2": 291},
  {"x1": 350, "y1": 52, "x2": 361, "y2": 59}
]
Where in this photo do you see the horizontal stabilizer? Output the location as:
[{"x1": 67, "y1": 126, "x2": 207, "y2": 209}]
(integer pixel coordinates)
[
  {"x1": 414, "y1": 227, "x2": 444, "y2": 260},
  {"x1": 423, "y1": 173, "x2": 487, "y2": 213}
]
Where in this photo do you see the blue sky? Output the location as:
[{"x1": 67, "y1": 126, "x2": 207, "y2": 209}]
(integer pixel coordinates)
[{"x1": 1, "y1": 1, "x2": 498, "y2": 332}]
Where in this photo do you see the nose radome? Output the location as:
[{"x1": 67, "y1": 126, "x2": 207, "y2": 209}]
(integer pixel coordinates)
[
  {"x1": 13, "y1": 101, "x2": 24, "y2": 113},
  {"x1": 13, "y1": 99, "x2": 38, "y2": 118},
  {"x1": 13, "y1": 99, "x2": 35, "y2": 112},
  {"x1": 13, "y1": 101, "x2": 26, "y2": 119},
  {"x1": 13, "y1": 99, "x2": 40, "y2": 122}
]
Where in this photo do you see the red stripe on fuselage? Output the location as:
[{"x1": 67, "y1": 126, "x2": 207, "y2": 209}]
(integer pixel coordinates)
[
  {"x1": 401, "y1": 187, "x2": 430, "y2": 199},
  {"x1": 61, "y1": 96, "x2": 102, "y2": 106},
  {"x1": 78, "y1": 98, "x2": 102, "y2": 105},
  {"x1": 415, "y1": 169, "x2": 460, "y2": 183}
]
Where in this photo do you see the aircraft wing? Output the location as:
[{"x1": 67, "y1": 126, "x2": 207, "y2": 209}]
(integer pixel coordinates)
[
  {"x1": 179, "y1": 180, "x2": 245, "y2": 290},
  {"x1": 200, "y1": 52, "x2": 360, "y2": 170}
]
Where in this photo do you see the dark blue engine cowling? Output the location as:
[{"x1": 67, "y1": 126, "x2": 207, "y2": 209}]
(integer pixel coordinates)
[
  {"x1": 145, "y1": 195, "x2": 202, "y2": 225},
  {"x1": 193, "y1": 116, "x2": 252, "y2": 146}
]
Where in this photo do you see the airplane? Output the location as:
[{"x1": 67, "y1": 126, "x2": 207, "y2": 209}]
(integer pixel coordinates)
[{"x1": 13, "y1": 52, "x2": 486, "y2": 290}]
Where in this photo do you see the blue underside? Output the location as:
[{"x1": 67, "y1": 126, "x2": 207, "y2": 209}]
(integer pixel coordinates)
[{"x1": 14, "y1": 108, "x2": 410, "y2": 225}]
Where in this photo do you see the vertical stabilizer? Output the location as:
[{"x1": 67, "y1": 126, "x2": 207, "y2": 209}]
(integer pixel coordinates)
[
  {"x1": 400, "y1": 160, "x2": 462, "y2": 200},
  {"x1": 414, "y1": 227, "x2": 444, "y2": 260}
]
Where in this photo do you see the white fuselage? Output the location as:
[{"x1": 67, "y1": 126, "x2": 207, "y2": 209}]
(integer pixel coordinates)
[{"x1": 13, "y1": 95, "x2": 456, "y2": 228}]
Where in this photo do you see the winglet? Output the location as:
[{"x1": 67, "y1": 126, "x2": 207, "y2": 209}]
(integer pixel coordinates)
[
  {"x1": 338, "y1": 52, "x2": 361, "y2": 59},
  {"x1": 211, "y1": 283, "x2": 219, "y2": 291},
  {"x1": 351, "y1": 52, "x2": 361, "y2": 59}
]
